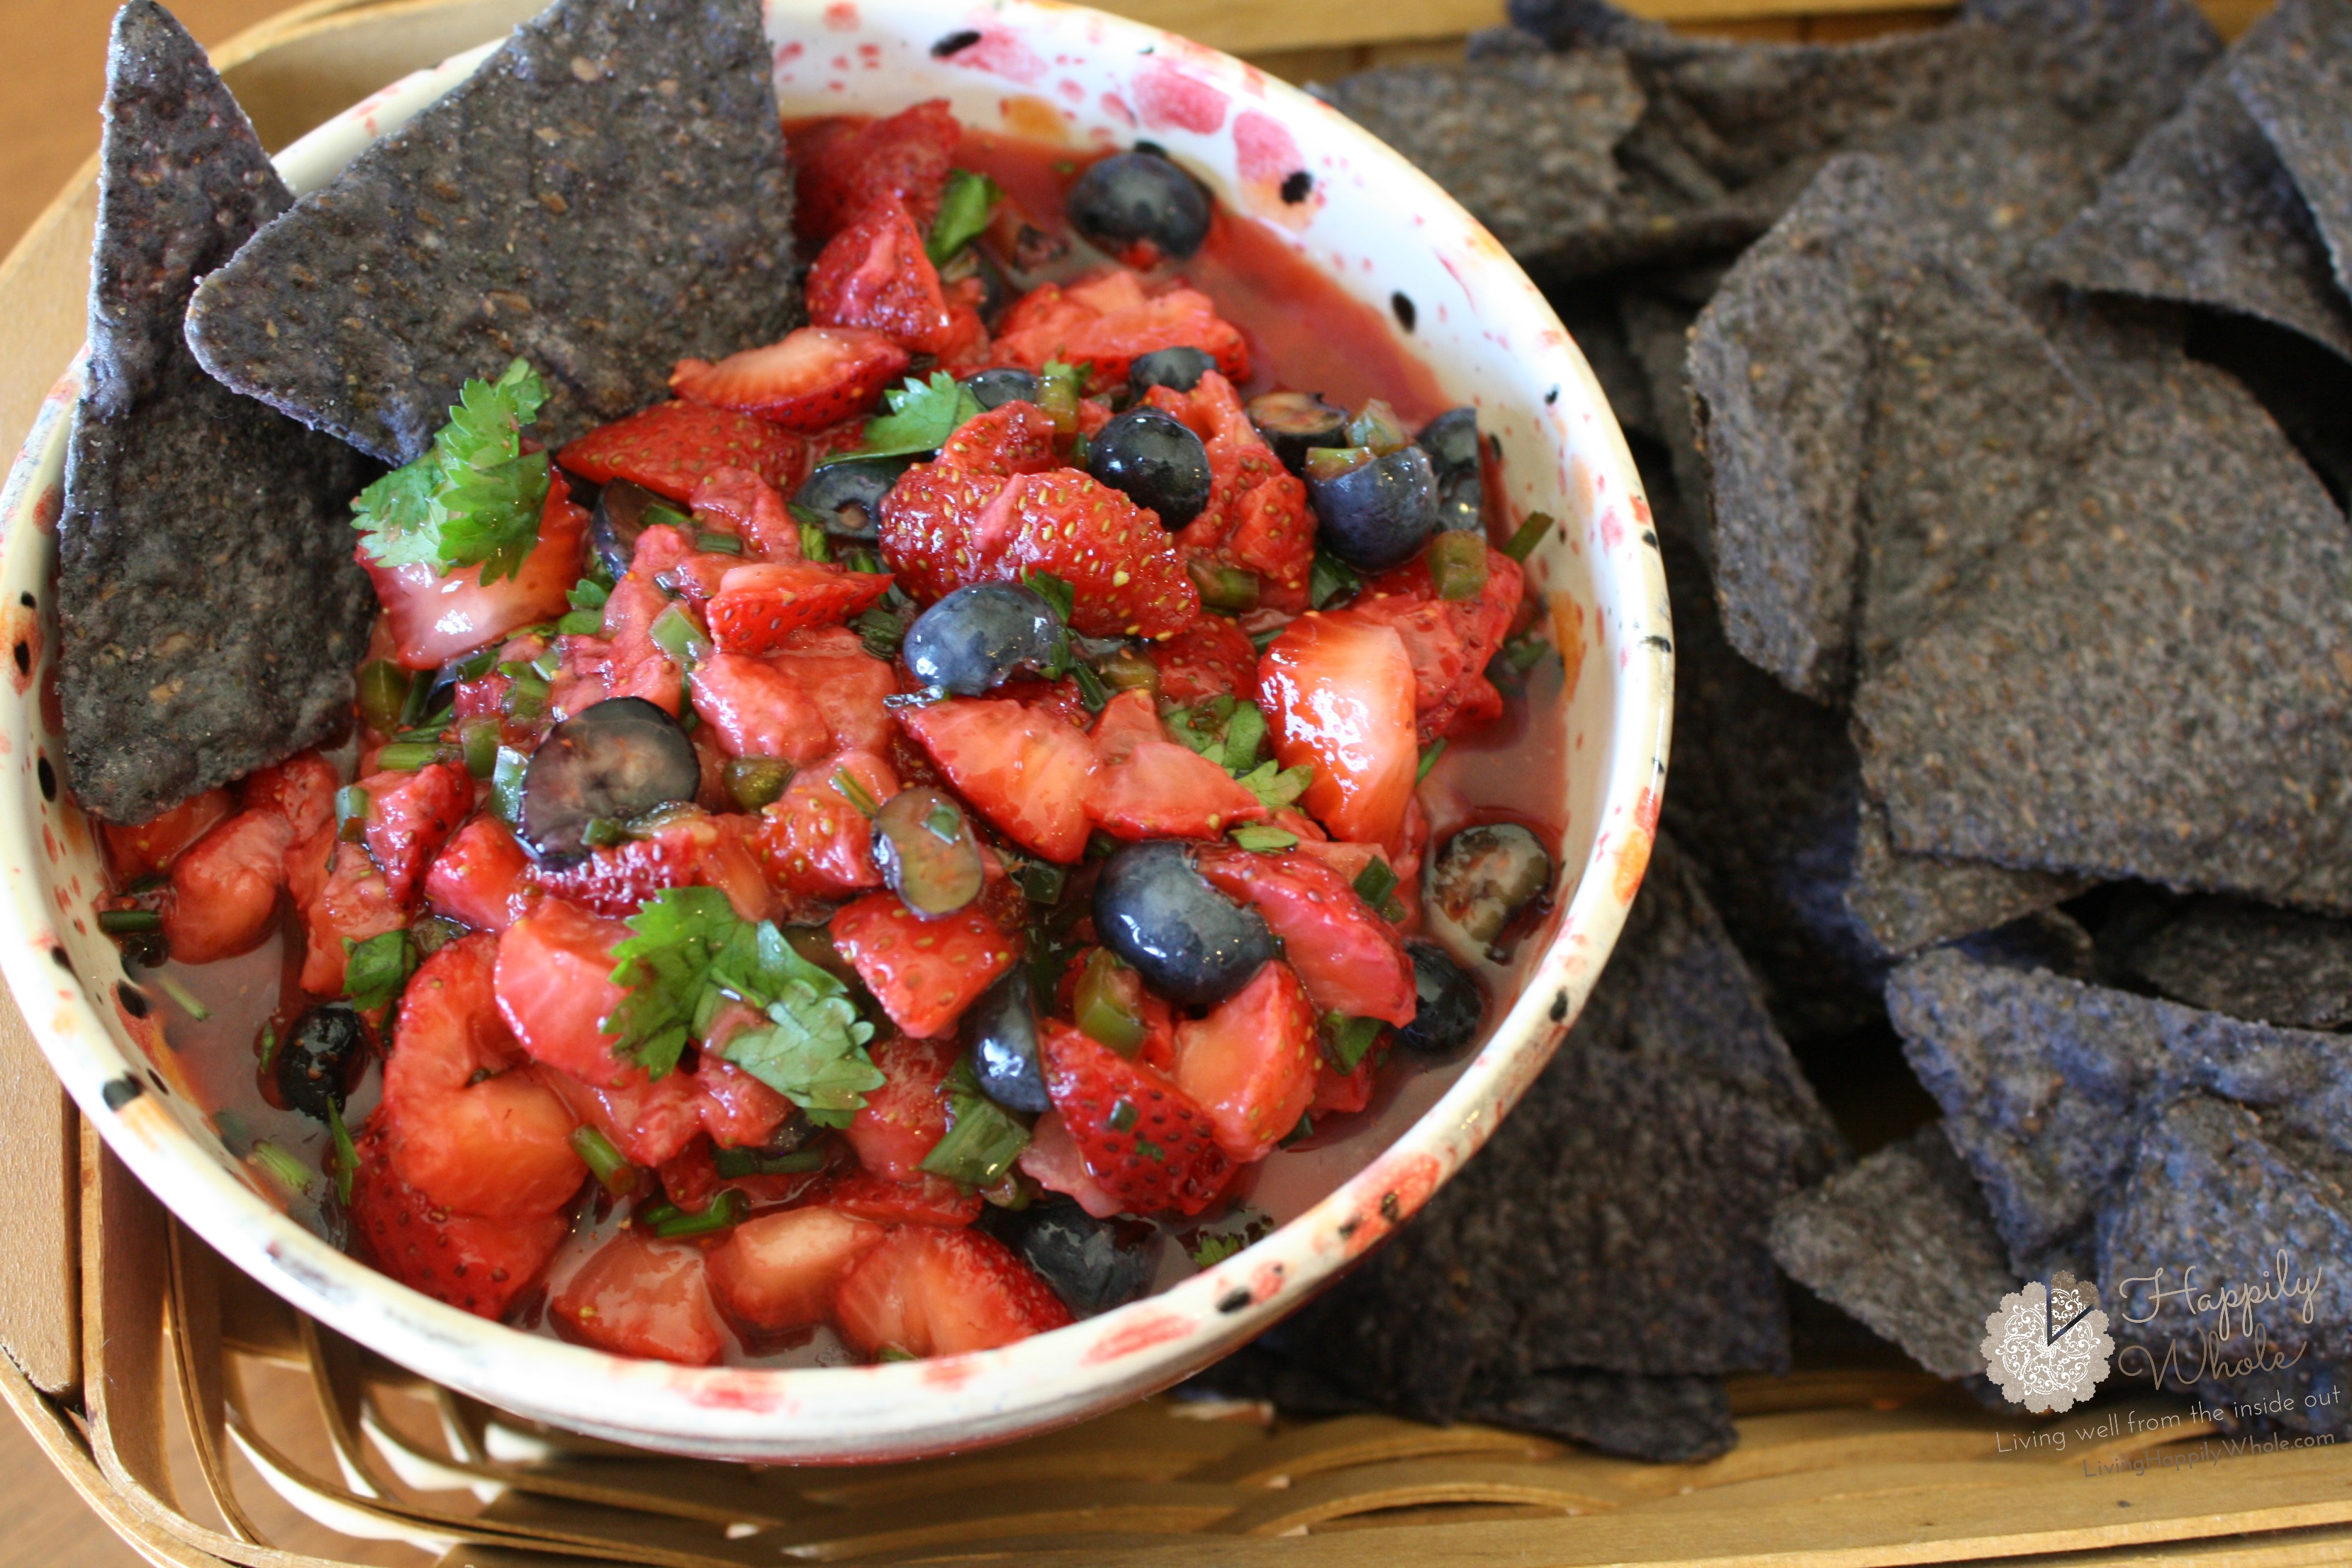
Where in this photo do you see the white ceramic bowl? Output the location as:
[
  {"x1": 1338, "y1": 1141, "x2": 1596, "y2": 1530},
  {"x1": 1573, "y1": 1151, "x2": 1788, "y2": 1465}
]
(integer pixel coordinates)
[{"x1": 0, "y1": 0, "x2": 1670, "y2": 1460}]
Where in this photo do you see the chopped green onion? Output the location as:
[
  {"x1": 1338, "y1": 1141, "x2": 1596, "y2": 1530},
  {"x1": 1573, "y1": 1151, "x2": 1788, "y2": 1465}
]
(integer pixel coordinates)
[
  {"x1": 357, "y1": 660, "x2": 414, "y2": 734},
  {"x1": 724, "y1": 756, "x2": 795, "y2": 813},
  {"x1": 1229, "y1": 824, "x2": 1299, "y2": 852},
  {"x1": 1280, "y1": 1111, "x2": 1315, "y2": 1147},
  {"x1": 1304, "y1": 445, "x2": 1374, "y2": 483},
  {"x1": 1352, "y1": 856, "x2": 1400, "y2": 911},
  {"x1": 1309, "y1": 551, "x2": 1362, "y2": 609},
  {"x1": 643, "y1": 502, "x2": 692, "y2": 532},
  {"x1": 1491, "y1": 633, "x2": 1552, "y2": 683},
  {"x1": 920, "y1": 1060, "x2": 1032, "y2": 1188},
  {"x1": 581, "y1": 817, "x2": 627, "y2": 850},
  {"x1": 1094, "y1": 646, "x2": 1158, "y2": 695},
  {"x1": 410, "y1": 916, "x2": 464, "y2": 958},
  {"x1": 399, "y1": 666, "x2": 437, "y2": 729},
  {"x1": 154, "y1": 972, "x2": 211, "y2": 1021},
  {"x1": 335, "y1": 785, "x2": 371, "y2": 843},
  {"x1": 372, "y1": 741, "x2": 442, "y2": 772},
  {"x1": 97, "y1": 908, "x2": 162, "y2": 934},
  {"x1": 1021, "y1": 569, "x2": 1077, "y2": 625},
  {"x1": 500, "y1": 663, "x2": 550, "y2": 724},
  {"x1": 455, "y1": 645, "x2": 501, "y2": 681},
  {"x1": 842, "y1": 546, "x2": 885, "y2": 576},
  {"x1": 798, "y1": 521, "x2": 833, "y2": 563},
  {"x1": 1038, "y1": 359, "x2": 1083, "y2": 435},
  {"x1": 1343, "y1": 398, "x2": 1410, "y2": 455},
  {"x1": 251, "y1": 1141, "x2": 314, "y2": 1199},
  {"x1": 877, "y1": 1345, "x2": 918, "y2": 1362},
  {"x1": 1070, "y1": 660, "x2": 1109, "y2": 713},
  {"x1": 634, "y1": 1199, "x2": 679, "y2": 1228},
  {"x1": 1321, "y1": 1012, "x2": 1384, "y2": 1073},
  {"x1": 327, "y1": 1102, "x2": 359, "y2": 1206},
  {"x1": 1187, "y1": 559, "x2": 1259, "y2": 614},
  {"x1": 570, "y1": 1125, "x2": 637, "y2": 1196},
  {"x1": 257, "y1": 1024, "x2": 279, "y2": 1071},
  {"x1": 711, "y1": 1145, "x2": 827, "y2": 1179},
  {"x1": 1418, "y1": 738, "x2": 1447, "y2": 783},
  {"x1": 1221, "y1": 702, "x2": 1266, "y2": 772},
  {"x1": 491, "y1": 746, "x2": 530, "y2": 824},
  {"x1": 1017, "y1": 859, "x2": 1067, "y2": 904},
  {"x1": 556, "y1": 607, "x2": 605, "y2": 635},
  {"x1": 461, "y1": 718, "x2": 502, "y2": 779},
  {"x1": 1427, "y1": 531, "x2": 1489, "y2": 600},
  {"x1": 1075, "y1": 948, "x2": 1145, "y2": 1056},
  {"x1": 696, "y1": 530, "x2": 745, "y2": 556},
  {"x1": 1501, "y1": 510, "x2": 1552, "y2": 563},
  {"x1": 832, "y1": 767, "x2": 881, "y2": 817},
  {"x1": 649, "y1": 602, "x2": 711, "y2": 668},
  {"x1": 855, "y1": 603, "x2": 909, "y2": 661},
  {"x1": 647, "y1": 1188, "x2": 745, "y2": 1238},
  {"x1": 530, "y1": 646, "x2": 562, "y2": 682}
]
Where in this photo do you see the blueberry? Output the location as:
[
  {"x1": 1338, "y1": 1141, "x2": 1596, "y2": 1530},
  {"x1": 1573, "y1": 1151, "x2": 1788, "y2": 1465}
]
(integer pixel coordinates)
[
  {"x1": 1394, "y1": 940, "x2": 1483, "y2": 1059},
  {"x1": 1128, "y1": 347, "x2": 1216, "y2": 396},
  {"x1": 963, "y1": 968, "x2": 1050, "y2": 1114},
  {"x1": 1066, "y1": 150, "x2": 1212, "y2": 262},
  {"x1": 1427, "y1": 822, "x2": 1554, "y2": 951},
  {"x1": 984, "y1": 1199, "x2": 1158, "y2": 1316},
  {"x1": 588, "y1": 478, "x2": 679, "y2": 580},
  {"x1": 902, "y1": 582, "x2": 1063, "y2": 695},
  {"x1": 1309, "y1": 446, "x2": 1440, "y2": 573},
  {"x1": 1094, "y1": 840, "x2": 1274, "y2": 1007},
  {"x1": 517, "y1": 698, "x2": 701, "y2": 863},
  {"x1": 1418, "y1": 408, "x2": 1484, "y2": 532},
  {"x1": 871, "y1": 785, "x2": 986, "y2": 918},
  {"x1": 793, "y1": 456, "x2": 912, "y2": 543},
  {"x1": 1087, "y1": 408, "x2": 1211, "y2": 530},
  {"x1": 963, "y1": 367, "x2": 1043, "y2": 410},
  {"x1": 275, "y1": 1004, "x2": 367, "y2": 1119},
  {"x1": 1247, "y1": 391, "x2": 1349, "y2": 476}
]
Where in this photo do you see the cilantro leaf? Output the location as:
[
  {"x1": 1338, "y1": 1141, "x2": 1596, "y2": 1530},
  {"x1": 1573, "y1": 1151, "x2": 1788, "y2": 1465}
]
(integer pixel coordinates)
[
  {"x1": 836, "y1": 371, "x2": 985, "y2": 463},
  {"x1": 1191, "y1": 1233, "x2": 1243, "y2": 1268},
  {"x1": 602, "y1": 889, "x2": 883, "y2": 1120},
  {"x1": 344, "y1": 929, "x2": 416, "y2": 1013},
  {"x1": 926, "y1": 169, "x2": 1002, "y2": 264},
  {"x1": 1309, "y1": 551, "x2": 1362, "y2": 609},
  {"x1": 352, "y1": 359, "x2": 551, "y2": 583}
]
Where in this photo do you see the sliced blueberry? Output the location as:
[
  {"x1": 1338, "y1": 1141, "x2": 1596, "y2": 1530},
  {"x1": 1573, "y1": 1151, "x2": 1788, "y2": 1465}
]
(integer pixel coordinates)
[
  {"x1": 1248, "y1": 391, "x2": 1349, "y2": 476},
  {"x1": 1066, "y1": 150, "x2": 1212, "y2": 262},
  {"x1": 984, "y1": 1199, "x2": 1158, "y2": 1316},
  {"x1": 1418, "y1": 408, "x2": 1485, "y2": 532},
  {"x1": 1094, "y1": 840, "x2": 1274, "y2": 1007},
  {"x1": 963, "y1": 968, "x2": 1050, "y2": 1114},
  {"x1": 902, "y1": 581, "x2": 1063, "y2": 695},
  {"x1": 1394, "y1": 940, "x2": 1483, "y2": 1059},
  {"x1": 1310, "y1": 445, "x2": 1441, "y2": 573},
  {"x1": 1128, "y1": 346, "x2": 1216, "y2": 396},
  {"x1": 517, "y1": 698, "x2": 701, "y2": 863},
  {"x1": 793, "y1": 457, "x2": 912, "y2": 543},
  {"x1": 963, "y1": 367, "x2": 1043, "y2": 410},
  {"x1": 589, "y1": 478, "x2": 679, "y2": 581},
  {"x1": 1087, "y1": 408, "x2": 1211, "y2": 530},
  {"x1": 275, "y1": 1004, "x2": 367, "y2": 1119},
  {"x1": 871, "y1": 785, "x2": 986, "y2": 918},
  {"x1": 1427, "y1": 822, "x2": 1554, "y2": 950}
]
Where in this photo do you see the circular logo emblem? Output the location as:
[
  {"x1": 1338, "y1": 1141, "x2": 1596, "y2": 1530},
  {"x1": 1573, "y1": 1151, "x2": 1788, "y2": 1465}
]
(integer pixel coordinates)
[{"x1": 1981, "y1": 1271, "x2": 2114, "y2": 1413}]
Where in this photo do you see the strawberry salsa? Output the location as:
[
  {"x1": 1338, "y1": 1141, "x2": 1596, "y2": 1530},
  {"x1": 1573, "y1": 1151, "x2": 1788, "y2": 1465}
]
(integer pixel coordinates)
[{"x1": 96, "y1": 103, "x2": 1562, "y2": 1367}]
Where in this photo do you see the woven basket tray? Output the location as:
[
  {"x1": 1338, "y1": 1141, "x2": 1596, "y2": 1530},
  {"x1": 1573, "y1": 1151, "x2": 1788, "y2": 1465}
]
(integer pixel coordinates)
[{"x1": 4, "y1": 1, "x2": 2348, "y2": 1562}]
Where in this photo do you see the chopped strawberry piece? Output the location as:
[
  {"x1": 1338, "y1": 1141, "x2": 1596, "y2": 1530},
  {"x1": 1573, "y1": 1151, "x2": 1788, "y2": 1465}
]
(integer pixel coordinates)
[
  {"x1": 1087, "y1": 739, "x2": 1266, "y2": 841},
  {"x1": 364, "y1": 472, "x2": 589, "y2": 671},
  {"x1": 1221, "y1": 472, "x2": 1316, "y2": 604},
  {"x1": 990, "y1": 270, "x2": 1249, "y2": 393},
  {"x1": 999, "y1": 675, "x2": 1095, "y2": 731},
  {"x1": 1148, "y1": 616, "x2": 1260, "y2": 705},
  {"x1": 690, "y1": 651, "x2": 836, "y2": 764},
  {"x1": 934, "y1": 401, "x2": 1058, "y2": 479},
  {"x1": 1350, "y1": 547, "x2": 1526, "y2": 741},
  {"x1": 1172, "y1": 959, "x2": 1320, "y2": 1163},
  {"x1": 693, "y1": 1057, "x2": 796, "y2": 1151},
  {"x1": 1258, "y1": 612, "x2": 1418, "y2": 846},
  {"x1": 819, "y1": 1170, "x2": 985, "y2": 1228},
  {"x1": 707, "y1": 1206, "x2": 887, "y2": 1336},
  {"x1": 163, "y1": 809, "x2": 291, "y2": 964},
  {"x1": 1309, "y1": 1053, "x2": 1378, "y2": 1116},
  {"x1": 834, "y1": 1226, "x2": 1073, "y2": 1359},
  {"x1": 873, "y1": 462, "x2": 1010, "y2": 604},
  {"x1": 551, "y1": 1231, "x2": 727, "y2": 1366},
  {"x1": 705, "y1": 561, "x2": 896, "y2": 654},
  {"x1": 558, "y1": 401, "x2": 808, "y2": 503},
  {"x1": 830, "y1": 892, "x2": 1019, "y2": 1039},
  {"x1": 102, "y1": 789, "x2": 236, "y2": 880},
  {"x1": 671, "y1": 327, "x2": 910, "y2": 433},
  {"x1": 298, "y1": 841, "x2": 406, "y2": 995},
  {"x1": 997, "y1": 470, "x2": 1199, "y2": 637},
  {"x1": 843, "y1": 1034, "x2": 956, "y2": 1182},
  {"x1": 537, "y1": 810, "x2": 776, "y2": 923},
  {"x1": 1038, "y1": 1019, "x2": 1231, "y2": 1216},
  {"x1": 493, "y1": 898, "x2": 632, "y2": 1089},
  {"x1": 766, "y1": 627, "x2": 897, "y2": 754},
  {"x1": 381, "y1": 934, "x2": 586, "y2": 1220},
  {"x1": 935, "y1": 301, "x2": 991, "y2": 373},
  {"x1": 807, "y1": 197, "x2": 956, "y2": 355},
  {"x1": 539, "y1": 1054, "x2": 788, "y2": 1170},
  {"x1": 1087, "y1": 688, "x2": 1165, "y2": 764},
  {"x1": 596, "y1": 571, "x2": 685, "y2": 715},
  {"x1": 790, "y1": 100, "x2": 961, "y2": 242},
  {"x1": 349, "y1": 1126, "x2": 567, "y2": 1321},
  {"x1": 753, "y1": 749, "x2": 897, "y2": 899},
  {"x1": 1195, "y1": 846, "x2": 1416, "y2": 1024},
  {"x1": 689, "y1": 466, "x2": 802, "y2": 561},
  {"x1": 246, "y1": 751, "x2": 340, "y2": 851},
  {"x1": 357, "y1": 762, "x2": 471, "y2": 905},
  {"x1": 425, "y1": 815, "x2": 536, "y2": 933},
  {"x1": 1017, "y1": 1111, "x2": 1124, "y2": 1219},
  {"x1": 895, "y1": 698, "x2": 1099, "y2": 862}
]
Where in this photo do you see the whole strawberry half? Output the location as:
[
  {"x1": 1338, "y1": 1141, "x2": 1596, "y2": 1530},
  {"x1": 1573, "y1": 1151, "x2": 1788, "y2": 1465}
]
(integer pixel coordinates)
[{"x1": 671, "y1": 327, "x2": 910, "y2": 434}]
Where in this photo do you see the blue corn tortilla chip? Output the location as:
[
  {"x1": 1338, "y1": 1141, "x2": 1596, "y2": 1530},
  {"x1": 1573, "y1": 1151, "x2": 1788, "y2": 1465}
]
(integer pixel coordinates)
[
  {"x1": 61, "y1": 0, "x2": 378, "y2": 824},
  {"x1": 185, "y1": 0, "x2": 799, "y2": 464},
  {"x1": 2124, "y1": 897, "x2": 2352, "y2": 1031},
  {"x1": 2033, "y1": 65, "x2": 2352, "y2": 363},
  {"x1": 2229, "y1": 0, "x2": 2352, "y2": 301},
  {"x1": 1769, "y1": 1124, "x2": 2016, "y2": 1379},
  {"x1": 1852, "y1": 344, "x2": 2352, "y2": 909}
]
